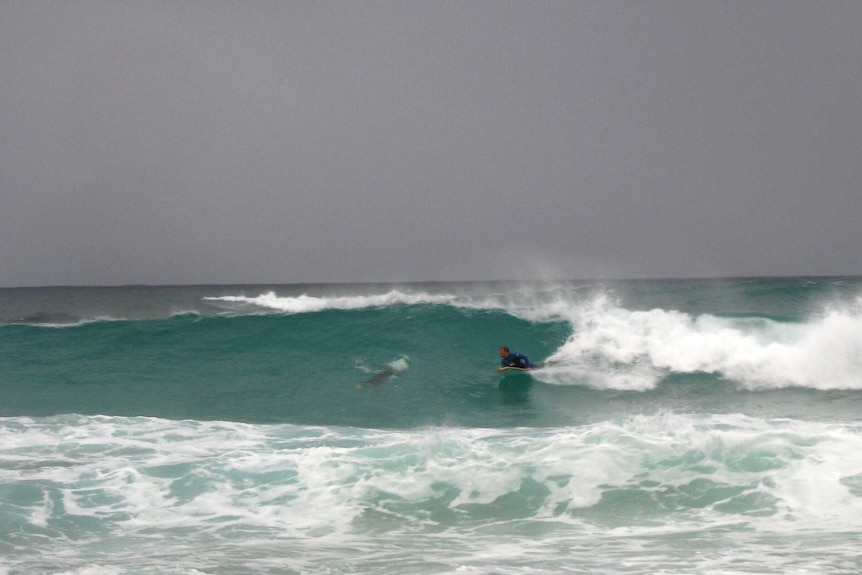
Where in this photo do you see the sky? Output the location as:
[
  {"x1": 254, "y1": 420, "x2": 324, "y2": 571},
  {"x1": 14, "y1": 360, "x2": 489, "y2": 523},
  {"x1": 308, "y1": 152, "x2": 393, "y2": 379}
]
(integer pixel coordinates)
[{"x1": 2, "y1": 1, "x2": 861, "y2": 287}]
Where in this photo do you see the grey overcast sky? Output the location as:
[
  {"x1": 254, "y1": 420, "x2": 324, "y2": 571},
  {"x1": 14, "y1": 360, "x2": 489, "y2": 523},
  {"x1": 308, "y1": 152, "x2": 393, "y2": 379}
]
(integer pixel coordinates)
[{"x1": 2, "y1": 1, "x2": 861, "y2": 286}]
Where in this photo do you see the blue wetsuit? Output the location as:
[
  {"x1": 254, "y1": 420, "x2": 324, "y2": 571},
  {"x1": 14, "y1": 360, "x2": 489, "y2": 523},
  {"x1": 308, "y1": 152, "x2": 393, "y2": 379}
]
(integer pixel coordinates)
[{"x1": 501, "y1": 352, "x2": 536, "y2": 369}]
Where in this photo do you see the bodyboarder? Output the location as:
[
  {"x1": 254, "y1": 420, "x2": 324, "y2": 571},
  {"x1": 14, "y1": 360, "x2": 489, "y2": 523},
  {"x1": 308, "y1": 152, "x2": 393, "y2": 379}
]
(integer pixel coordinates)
[{"x1": 498, "y1": 346, "x2": 537, "y2": 371}]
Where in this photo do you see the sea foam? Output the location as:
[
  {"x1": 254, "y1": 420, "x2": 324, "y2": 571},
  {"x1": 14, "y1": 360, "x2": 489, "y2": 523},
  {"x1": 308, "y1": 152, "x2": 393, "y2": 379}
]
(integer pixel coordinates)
[
  {"x1": 3, "y1": 413, "x2": 862, "y2": 574},
  {"x1": 538, "y1": 295, "x2": 862, "y2": 391}
]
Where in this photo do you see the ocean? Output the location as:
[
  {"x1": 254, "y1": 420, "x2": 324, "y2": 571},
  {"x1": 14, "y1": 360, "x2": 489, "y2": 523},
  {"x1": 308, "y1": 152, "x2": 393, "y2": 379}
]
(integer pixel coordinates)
[{"x1": 2, "y1": 277, "x2": 862, "y2": 575}]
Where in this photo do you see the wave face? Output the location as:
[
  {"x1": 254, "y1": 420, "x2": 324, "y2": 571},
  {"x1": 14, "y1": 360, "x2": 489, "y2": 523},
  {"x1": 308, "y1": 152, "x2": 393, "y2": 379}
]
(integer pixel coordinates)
[
  {"x1": 2, "y1": 279, "x2": 862, "y2": 426},
  {"x1": 2, "y1": 278, "x2": 862, "y2": 573}
]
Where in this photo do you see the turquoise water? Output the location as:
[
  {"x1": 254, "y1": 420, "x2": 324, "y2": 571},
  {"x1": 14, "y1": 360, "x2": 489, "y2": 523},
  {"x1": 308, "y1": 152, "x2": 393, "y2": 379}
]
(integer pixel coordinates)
[{"x1": 2, "y1": 278, "x2": 862, "y2": 574}]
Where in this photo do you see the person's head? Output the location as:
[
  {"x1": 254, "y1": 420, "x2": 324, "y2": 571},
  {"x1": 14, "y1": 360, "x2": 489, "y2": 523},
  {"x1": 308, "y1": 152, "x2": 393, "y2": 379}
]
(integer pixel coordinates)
[{"x1": 499, "y1": 346, "x2": 510, "y2": 358}]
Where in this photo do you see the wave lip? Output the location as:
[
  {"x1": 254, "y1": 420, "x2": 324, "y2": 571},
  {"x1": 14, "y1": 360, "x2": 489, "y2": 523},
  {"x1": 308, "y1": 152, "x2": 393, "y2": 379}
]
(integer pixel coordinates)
[{"x1": 203, "y1": 290, "x2": 463, "y2": 314}]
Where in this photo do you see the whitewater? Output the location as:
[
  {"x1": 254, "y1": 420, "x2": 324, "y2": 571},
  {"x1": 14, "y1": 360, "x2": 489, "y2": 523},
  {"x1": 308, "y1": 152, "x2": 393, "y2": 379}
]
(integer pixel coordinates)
[{"x1": 2, "y1": 277, "x2": 861, "y2": 574}]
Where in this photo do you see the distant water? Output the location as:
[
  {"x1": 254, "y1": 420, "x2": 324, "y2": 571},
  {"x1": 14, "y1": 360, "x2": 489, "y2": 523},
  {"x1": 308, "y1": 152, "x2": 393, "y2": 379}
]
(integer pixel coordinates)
[{"x1": 2, "y1": 278, "x2": 862, "y2": 574}]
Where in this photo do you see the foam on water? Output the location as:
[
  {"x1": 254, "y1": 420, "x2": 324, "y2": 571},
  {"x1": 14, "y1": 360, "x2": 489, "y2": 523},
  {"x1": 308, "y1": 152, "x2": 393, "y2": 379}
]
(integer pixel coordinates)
[
  {"x1": 537, "y1": 294, "x2": 862, "y2": 391},
  {"x1": 2, "y1": 414, "x2": 862, "y2": 574}
]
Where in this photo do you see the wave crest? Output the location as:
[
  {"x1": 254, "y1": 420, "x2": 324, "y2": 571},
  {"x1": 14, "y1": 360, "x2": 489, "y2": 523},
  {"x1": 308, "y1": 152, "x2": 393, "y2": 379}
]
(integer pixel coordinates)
[{"x1": 203, "y1": 290, "x2": 462, "y2": 314}]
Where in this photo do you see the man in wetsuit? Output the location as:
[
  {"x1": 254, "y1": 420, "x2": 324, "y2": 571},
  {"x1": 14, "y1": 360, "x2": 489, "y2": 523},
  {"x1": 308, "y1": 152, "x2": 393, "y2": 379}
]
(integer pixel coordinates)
[{"x1": 498, "y1": 346, "x2": 537, "y2": 370}]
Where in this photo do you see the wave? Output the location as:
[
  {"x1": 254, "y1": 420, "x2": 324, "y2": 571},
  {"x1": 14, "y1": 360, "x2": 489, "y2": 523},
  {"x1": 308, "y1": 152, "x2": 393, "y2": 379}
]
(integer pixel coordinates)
[
  {"x1": 4, "y1": 282, "x2": 862, "y2": 396},
  {"x1": 214, "y1": 283, "x2": 862, "y2": 394},
  {"x1": 538, "y1": 295, "x2": 862, "y2": 391},
  {"x1": 95, "y1": 286, "x2": 862, "y2": 392}
]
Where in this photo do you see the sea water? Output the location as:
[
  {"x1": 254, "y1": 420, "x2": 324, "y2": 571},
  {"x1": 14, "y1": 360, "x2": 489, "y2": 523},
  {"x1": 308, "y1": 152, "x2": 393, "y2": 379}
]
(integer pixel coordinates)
[{"x1": 1, "y1": 278, "x2": 862, "y2": 574}]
